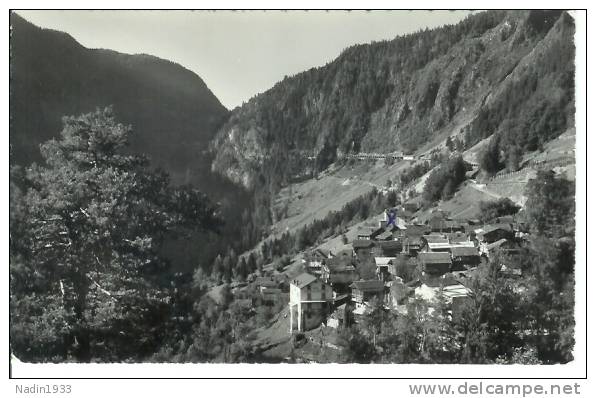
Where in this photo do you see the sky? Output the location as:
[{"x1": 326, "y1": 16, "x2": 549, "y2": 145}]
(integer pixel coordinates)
[{"x1": 17, "y1": 10, "x2": 473, "y2": 109}]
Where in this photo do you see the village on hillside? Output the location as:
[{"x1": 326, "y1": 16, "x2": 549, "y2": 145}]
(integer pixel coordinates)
[
  {"x1": 9, "y1": 10, "x2": 580, "y2": 369},
  {"x1": 217, "y1": 189, "x2": 536, "y2": 361},
  {"x1": 279, "y1": 204, "x2": 526, "y2": 331},
  {"x1": 286, "y1": 206, "x2": 524, "y2": 333},
  {"x1": 203, "y1": 130, "x2": 576, "y2": 362}
]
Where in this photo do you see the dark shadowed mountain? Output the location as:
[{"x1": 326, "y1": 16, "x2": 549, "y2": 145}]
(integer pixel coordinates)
[
  {"x1": 9, "y1": 13, "x2": 261, "y2": 273},
  {"x1": 211, "y1": 10, "x2": 575, "y2": 190},
  {"x1": 10, "y1": 12, "x2": 229, "y2": 185}
]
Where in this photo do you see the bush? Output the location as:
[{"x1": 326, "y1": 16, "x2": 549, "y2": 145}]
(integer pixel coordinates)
[
  {"x1": 478, "y1": 198, "x2": 521, "y2": 222},
  {"x1": 399, "y1": 161, "x2": 431, "y2": 187}
]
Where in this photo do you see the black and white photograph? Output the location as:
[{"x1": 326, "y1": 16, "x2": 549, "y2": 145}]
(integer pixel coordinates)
[{"x1": 6, "y1": 5, "x2": 588, "y2": 386}]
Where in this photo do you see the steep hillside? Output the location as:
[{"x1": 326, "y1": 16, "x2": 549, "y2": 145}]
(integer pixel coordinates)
[
  {"x1": 10, "y1": 13, "x2": 229, "y2": 185},
  {"x1": 9, "y1": 13, "x2": 258, "y2": 273},
  {"x1": 211, "y1": 10, "x2": 575, "y2": 190}
]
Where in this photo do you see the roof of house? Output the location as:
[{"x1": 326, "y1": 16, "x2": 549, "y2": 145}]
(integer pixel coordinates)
[
  {"x1": 370, "y1": 226, "x2": 386, "y2": 238},
  {"x1": 352, "y1": 239, "x2": 375, "y2": 249},
  {"x1": 350, "y1": 280, "x2": 385, "y2": 292},
  {"x1": 291, "y1": 273, "x2": 319, "y2": 289},
  {"x1": 423, "y1": 234, "x2": 449, "y2": 244},
  {"x1": 405, "y1": 224, "x2": 429, "y2": 232},
  {"x1": 481, "y1": 223, "x2": 513, "y2": 234},
  {"x1": 378, "y1": 240, "x2": 402, "y2": 250},
  {"x1": 427, "y1": 242, "x2": 455, "y2": 250},
  {"x1": 415, "y1": 278, "x2": 470, "y2": 301},
  {"x1": 254, "y1": 276, "x2": 278, "y2": 288},
  {"x1": 418, "y1": 252, "x2": 452, "y2": 265},
  {"x1": 326, "y1": 256, "x2": 355, "y2": 268},
  {"x1": 356, "y1": 227, "x2": 374, "y2": 236},
  {"x1": 486, "y1": 238, "x2": 514, "y2": 251},
  {"x1": 376, "y1": 229, "x2": 393, "y2": 240},
  {"x1": 442, "y1": 283, "x2": 472, "y2": 299},
  {"x1": 325, "y1": 260, "x2": 357, "y2": 272},
  {"x1": 404, "y1": 224, "x2": 430, "y2": 237},
  {"x1": 374, "y1": 257, "x2": 396, "y2": 267},
  {"x1": 451, "y1": 246, "x2": 480, "y2": 257}
]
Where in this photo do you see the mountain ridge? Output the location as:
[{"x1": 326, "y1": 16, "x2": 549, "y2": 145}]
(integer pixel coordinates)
[
  {"x1": 10, "y1": 12, "x2": 229, "y2": 185},
  {"x1": 210, "y1": 10, "x2": 574, "y2": 190}
]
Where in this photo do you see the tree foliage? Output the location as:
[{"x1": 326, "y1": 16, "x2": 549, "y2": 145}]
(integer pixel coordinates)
[
  {"x1": 524, "y1": 170, "x2": 575, "y2": 238},
  {"x1": 478, "y1": 198, "x2": 521, "y2": 222},
  {"x1": 478, "y1": 135, "x2": 503, "y2": 175},
  {"x1": 10, "y1": 108, "x2": 219, "y2": 362},
  {"x1": 423, "y1": 156, "x2": 467, "y2": 203}
]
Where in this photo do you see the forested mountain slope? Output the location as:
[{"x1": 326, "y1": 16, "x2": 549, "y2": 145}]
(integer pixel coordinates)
[
  {"x1": 211, "y1": 10, "x2": 575, "y2": 190},
  {"x1": 10, "y1": 13, "x2": 256, "y2": 272},
  {"x1": 10, "y1": 13, "x2": 229, "y2": 185}
]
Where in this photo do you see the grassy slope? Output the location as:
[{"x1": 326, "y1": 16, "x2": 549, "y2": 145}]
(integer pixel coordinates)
[
  {"x1": 247, "y1": 128, "x2": 576, "y2": 359},
  {"x1": 271, "y1": 160, "x2": 406, "y2": 234}
]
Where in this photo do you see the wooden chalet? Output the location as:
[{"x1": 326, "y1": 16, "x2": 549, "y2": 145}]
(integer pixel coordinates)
[
  {"x1": 376, "y1": 240, "x2": 402, "y2": 257},
  {"x1": 350, "y1": 280, "x2": 385, "y2": 304},
  {"x1": 418, "y1": 252, "x2": 452, "y2": 276},
  {"x1": 450, "y1": 246, "x2": 481, "y2": 270},
  {"x1": 321, "y1": 257, "x2": 359, "y2": 292},
  {"x1": 352, "y1": 239, "x2": 375, "y2": 256},
  {"x1": 476, "y1": 224, "x2": 514, "y2": 244}
]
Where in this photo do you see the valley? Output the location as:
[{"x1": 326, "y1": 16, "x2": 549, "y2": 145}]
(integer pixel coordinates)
[{"x1": 9, "y1": 10, "x2": 578, "y2": 366}]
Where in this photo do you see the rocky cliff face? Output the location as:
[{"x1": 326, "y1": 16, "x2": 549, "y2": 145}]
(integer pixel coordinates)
[{"x1": 211, "y1": 10, "x2": 575, "y2": 190}]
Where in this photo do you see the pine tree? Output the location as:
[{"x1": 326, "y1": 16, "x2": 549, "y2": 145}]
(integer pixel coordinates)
[
  {"x1": 247, "y1": 252, "x2": 257, "y2": 274},
  {"x1": 479, "y1": 136, "x2": 502, "y2": 175},
  {"x1": 524, "y1": 171, "x2": 575, "y2": 238},
  {"x1": 454, "y1": 137, "x2": 465, "y2": 152},
  {"x1": 9, "y1": 108, "x2": 218, "y2": 362},
  {"x1": 445, "y1": 136, "x2": 454, "y2": 152}
]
